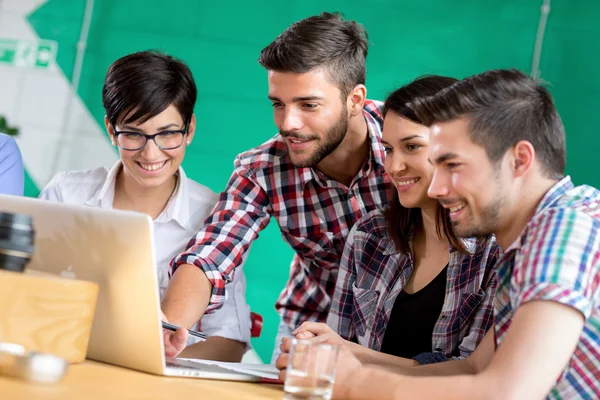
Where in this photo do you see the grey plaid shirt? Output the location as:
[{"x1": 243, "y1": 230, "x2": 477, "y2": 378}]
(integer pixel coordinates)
[{"x1": 327, "y1": 209, "x2": 499, "y2": 362}]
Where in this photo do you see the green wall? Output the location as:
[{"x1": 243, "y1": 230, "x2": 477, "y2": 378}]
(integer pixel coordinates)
[{"x1": 27, "y1": 0, "x2": 599, "y2": 361}]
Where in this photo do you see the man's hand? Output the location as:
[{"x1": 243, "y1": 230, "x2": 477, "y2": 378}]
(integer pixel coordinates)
[
  {"x1": 161, "y1": 311, "x2": 188, "y2": 358},
  {"x1": 331, "y1": 349, "x2": 363, "y2": 400}
]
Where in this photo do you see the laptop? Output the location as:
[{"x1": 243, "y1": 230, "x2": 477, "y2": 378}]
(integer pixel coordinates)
[{"x1": 0, "y1": 194, "x2": 279, "y2": 382}]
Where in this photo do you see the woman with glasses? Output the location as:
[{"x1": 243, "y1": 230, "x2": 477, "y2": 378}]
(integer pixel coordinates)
[{"x1": 39, "y1": 50, "x2": 251, "y2": 362}]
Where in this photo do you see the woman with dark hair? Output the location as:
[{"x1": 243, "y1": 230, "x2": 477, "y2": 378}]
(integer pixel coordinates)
[
  {"x1": 276, "y1": 75, "x2": 499, "y2": 369},
  {"x1": 39, "y1": 51, "x2": 251, "y2": 362}
]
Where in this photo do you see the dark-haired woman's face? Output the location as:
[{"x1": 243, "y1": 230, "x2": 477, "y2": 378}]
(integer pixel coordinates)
[
  {"x1": 106, "y1": 105, "x2": 195, "y2": 191},
  {"x1": 382, "y1": 112, "x2": 436, "y2": 209}
]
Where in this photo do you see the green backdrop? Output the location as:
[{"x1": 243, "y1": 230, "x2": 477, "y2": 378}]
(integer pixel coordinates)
[{"x1": 26, "y1": 0, "x2": 599, "y2": 361}]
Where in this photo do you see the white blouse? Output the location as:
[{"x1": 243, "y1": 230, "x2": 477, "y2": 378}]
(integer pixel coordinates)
[{"x1": 39, "y1": 161, "x2": 251, "y2": 345}]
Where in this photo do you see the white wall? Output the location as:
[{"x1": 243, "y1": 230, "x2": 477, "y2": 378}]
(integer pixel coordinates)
[{"x1": 0, "y1": 0, "x2": 116, "y2": 190}]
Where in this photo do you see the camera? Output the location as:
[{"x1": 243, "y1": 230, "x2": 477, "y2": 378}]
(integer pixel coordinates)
[{"x1": 0, "y1": 211, "x2": 35, "y2": 272}]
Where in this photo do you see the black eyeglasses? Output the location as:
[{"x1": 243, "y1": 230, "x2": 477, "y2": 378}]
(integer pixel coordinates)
[{"x1": 113, "y1": 122, "x2": 189, "y2": 151}]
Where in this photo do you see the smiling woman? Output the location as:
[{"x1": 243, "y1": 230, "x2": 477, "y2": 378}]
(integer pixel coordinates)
[
  {"x1": 37, "y1": 50, "x2": 252, "y2": 363},
  {"x1": 107, "y1": 104, "x2": 192, "y2": 201}
]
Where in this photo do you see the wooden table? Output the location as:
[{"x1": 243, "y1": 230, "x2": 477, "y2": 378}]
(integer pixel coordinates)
[{"x1": 0, "y1": 360, "x2": 284, "y2": 399}]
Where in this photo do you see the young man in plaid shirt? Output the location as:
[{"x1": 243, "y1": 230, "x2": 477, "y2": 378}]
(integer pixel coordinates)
[
  {"x1": 323, "y1": 69, "x2": 599, "y2": 399},
  {"x1": 161, "y1": 12, "x2": 390, "y2": 360}
]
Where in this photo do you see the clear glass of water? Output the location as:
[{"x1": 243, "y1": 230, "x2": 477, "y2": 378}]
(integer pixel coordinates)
[{"x1": 284, "y1": 339, "x2": 340, "y2": 400}]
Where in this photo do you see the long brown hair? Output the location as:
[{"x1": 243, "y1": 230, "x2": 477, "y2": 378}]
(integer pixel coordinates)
[{"x1": 382, "y1": 75, "x2": 467, "y2": 254}]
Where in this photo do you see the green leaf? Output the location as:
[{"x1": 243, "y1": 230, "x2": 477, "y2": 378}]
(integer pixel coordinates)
[{"x1": 0, "y1": 115, "x2": 19, "y2": 136}]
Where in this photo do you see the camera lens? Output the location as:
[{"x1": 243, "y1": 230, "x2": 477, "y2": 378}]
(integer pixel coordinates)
[{"x1": 0, "y1": 212, "x2": 35, "y2": 273}]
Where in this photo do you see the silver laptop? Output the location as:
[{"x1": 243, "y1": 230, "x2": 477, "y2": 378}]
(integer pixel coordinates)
[{"x1": 0, "y1": 194, "x2": 277, "y2": 382}]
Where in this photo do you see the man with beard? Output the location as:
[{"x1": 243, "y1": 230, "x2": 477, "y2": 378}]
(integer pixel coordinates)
[{"x1": 160, "y1": 11, "x2": 390, "y2": 361}]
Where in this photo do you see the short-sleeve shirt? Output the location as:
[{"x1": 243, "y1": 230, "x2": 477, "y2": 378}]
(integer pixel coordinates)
[{"x1": 494, "y1": 176, "x2": 600, "y2": 399}]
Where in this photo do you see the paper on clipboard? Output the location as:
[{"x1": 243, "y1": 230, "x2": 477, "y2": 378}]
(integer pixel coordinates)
[{"x1": 178, "y1": 358, "x2": 281, "y2": 381}]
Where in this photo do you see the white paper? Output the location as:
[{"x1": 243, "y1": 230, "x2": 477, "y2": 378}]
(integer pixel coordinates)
[{"x1": 178, "y1": 358, "x2": 280, "y2": 380}]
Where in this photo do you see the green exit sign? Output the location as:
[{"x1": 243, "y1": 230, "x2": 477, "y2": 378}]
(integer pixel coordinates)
[{"x1": 0, "y1": 38, "x2": 57, "y2": 69}]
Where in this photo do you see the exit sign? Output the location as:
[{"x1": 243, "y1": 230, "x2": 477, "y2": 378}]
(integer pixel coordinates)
[{"x1": 0, "y1": 38, "x2": 57, "y2": 69}]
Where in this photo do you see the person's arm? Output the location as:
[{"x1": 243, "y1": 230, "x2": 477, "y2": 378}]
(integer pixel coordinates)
[
  {"x1": 287, "y1": 322, "x2": 494, "y2": 375},
  {"x1": 162, "y1": 158, "x2": 272, "y2": 354},
  {"x1": 334, "y1": 300, "x2": 584, "y2": 400},
  {"x1": 0, "y1": 134, "x2": 24, "y2": 196},
  {"x1": 379, "y1": 328, "x2": 494, "y2": 376},
  {"x1": 161, "y1": 264, "x2": 212, "y2": 333},
  {"x1": 179, "y1": 267, "x2": 251, "y2": 362},
  {"x1": 290, "y1": 322, "x2": 417, "y2": 367},
  {"x1": 178, "y1": 337, "x2": 246, "y2": 362},
  {"x1": 278, "y1": 330, "x2": 492, "y2": 396}
]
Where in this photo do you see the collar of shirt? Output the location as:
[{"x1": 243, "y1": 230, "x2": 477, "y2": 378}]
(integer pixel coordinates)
[
  {"x1": 84, "y1": 160, "x2": 192, "y2": 230},
  {"x1": 296, "y1": 100, "x2": 386, "y2": 194},
  {"x1": 502, "y1": 175, "x2": 573, "y2": 254}
]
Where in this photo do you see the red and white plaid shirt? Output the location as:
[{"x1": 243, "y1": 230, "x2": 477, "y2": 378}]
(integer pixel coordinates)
[{"x1": 171, "y1": 100, "x2": 391, "y2": 329}]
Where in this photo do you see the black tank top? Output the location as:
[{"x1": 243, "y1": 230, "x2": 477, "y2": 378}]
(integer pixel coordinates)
[{"x1": 380, "y1": 265, "x2": 448, "y2": 358}]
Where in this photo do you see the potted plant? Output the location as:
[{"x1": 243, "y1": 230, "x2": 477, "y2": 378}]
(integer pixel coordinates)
[{"x1": 0, "y1": 116, "x2": 19, "y2": 136}]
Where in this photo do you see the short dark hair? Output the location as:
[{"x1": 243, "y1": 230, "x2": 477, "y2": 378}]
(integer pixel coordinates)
[
  {"x1": 258, "y1": 12, "x2": 368, "y2": 98},
  {"x1": 382, "y1": 76, "x2": 467, "y2": 254},
  {"x1": 102, "y1": 50, "x2": 197, "y2": 127},
  {"x1": 409, "y1": 69, "x2": 566, "y2": 179}
]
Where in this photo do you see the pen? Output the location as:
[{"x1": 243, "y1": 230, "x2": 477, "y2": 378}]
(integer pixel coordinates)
[{"x1": 162, "y1": 321, "x2": 207, "y2": 340}]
